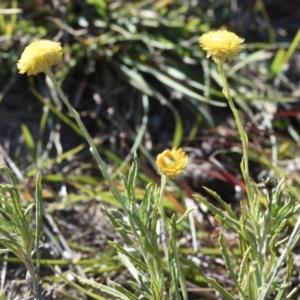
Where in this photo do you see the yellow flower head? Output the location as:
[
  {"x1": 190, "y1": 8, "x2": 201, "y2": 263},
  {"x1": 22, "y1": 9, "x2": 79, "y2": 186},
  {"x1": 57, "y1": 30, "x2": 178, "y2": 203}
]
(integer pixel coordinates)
[
  {"x1": 156, "y1": 148, "x2": 188, "y2": 179},
  {"x1": 199, "y1": 30, "x2": 244, "y2": 63},
  {"x1": 17, "y1": 40, "x2": 63, "y2": 76}
]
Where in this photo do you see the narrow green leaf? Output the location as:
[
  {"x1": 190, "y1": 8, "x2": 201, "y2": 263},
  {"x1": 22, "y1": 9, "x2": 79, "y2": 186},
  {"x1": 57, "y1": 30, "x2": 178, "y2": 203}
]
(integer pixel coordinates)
[
  {"x1": 140, "y1": 183, "x2": 154, "y2": 223},
  {"x1": 176, "y1": 207, "x2": 196, "y2": 225},
  {"x1": 74, "y1": 274, "x2": 129, "y2": 300},
  {"x1": 195, "y1": 194, "x2": 240, "y2": 231},
  {"x1": 202, "y1": 186, "x2": 238, "y2": 220},
  {"x1": 35, "y1": 173, "x2": 43, "y2": 280},
  {"x1": 127, "y1": 154, "x2": 139, "y2": 201},
  {"x1": 0, "y1": 249, "x2": 9, "y2": 254},
  {"x1": 203, "y1": 275, "x2": 235, "y2": 300},
  {"x1": 121, "y1": 56, "x2": 225, "y2": 107},
  {"x1": 287, "y1": 282, "x2": 300, "y2": 299},
  {"x1": 21, "y1": 124, "x2": 36, "y2": 163},
  {"x1": 219, "y1": 232, "x2": 247, "y2": 299},
  {"x1": 247, "y1": 268, "x2": 257, "y2": 300},
  {"x1": 238, "y1": 246, "x2": 251, "y2": 290},
  {"x1": 21, "y1": 124, "x2": 37, "y2": 163},
  {"x1": 172, "y1": 112, "x2": 183, "y2": 148},
  {"x1": 275, "y1": 247, "x2": 293, "y2": 300},
  {"x1": 228, "y1": 50, "x2": 273, "y2": 77},
  {"x1": 167, "y1": 216, "x2": 187, "y2": 300},
  {"x1": 86, "y1": 0, "x2": 108, "y2": 17},
  {"x1": 111, "y1": 281, "x2": 139, "y2": 300},
  {"x1": 105, "y1": 211, "x2": 134, "y2": 246},
  {"x1": 271, "y1": 29, "x2": 300, "y2": 76},
  {"x1": 118, "y1": 251, "x2": 139, "y2": 282},
  {"x1": 108, "y1": 241, "x2": 147, "y2": 271}
]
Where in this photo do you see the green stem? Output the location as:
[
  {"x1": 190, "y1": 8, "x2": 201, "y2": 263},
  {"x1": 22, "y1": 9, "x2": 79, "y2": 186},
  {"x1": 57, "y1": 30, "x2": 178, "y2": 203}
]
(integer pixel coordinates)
[
  {"x1": 157, "y1": 175, "x2": 187, "y2": 300},
  {"x1": 157, "y1": 175, "x2": 167, "y2": 222},
  {"x1": 157, "y1": 174, "x2": 169, "y2": 260},
  {"x1": 216, "y1": 61, "x2": 251, "y2": 199},
  {"x1": 217, "y1": 61, "x2": 264, "y2": 296},
  {"x1": 44, "y1": 69, "x2": 124, "y2": 204}
]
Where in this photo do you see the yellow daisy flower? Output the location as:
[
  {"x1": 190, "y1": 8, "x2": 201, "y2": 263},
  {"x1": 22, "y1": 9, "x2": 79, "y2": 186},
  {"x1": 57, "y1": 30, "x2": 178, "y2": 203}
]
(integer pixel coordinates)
[
  {"x1": 17, "y1": 40, "x2": 63, "y2": 76},
  {"x1": 199, "y1": 30, "x2": 244, "y2": 63},
  {"x1": 156, "y1": 148, "x2": 188, "y2": 179}
]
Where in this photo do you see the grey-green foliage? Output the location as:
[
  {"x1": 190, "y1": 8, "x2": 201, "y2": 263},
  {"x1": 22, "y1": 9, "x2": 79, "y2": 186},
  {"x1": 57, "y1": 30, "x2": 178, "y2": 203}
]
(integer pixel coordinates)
[
  {"x1": 195, "y1": 177, "x2": 300, "y2": 300},
  {"x1": 0, "y1": 166, "x2": 34, "y2": 263},
  {"x1": 0, "y1": 166, "x2": 43, "y2": 300},
  {"x1": 75, "y1": 155, "x2": 190, "y2": 300}
]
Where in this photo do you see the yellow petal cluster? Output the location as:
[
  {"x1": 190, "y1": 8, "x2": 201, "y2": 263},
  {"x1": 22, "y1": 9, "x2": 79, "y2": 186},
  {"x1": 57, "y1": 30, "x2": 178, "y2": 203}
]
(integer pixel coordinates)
[
  {"x1": 156, "y1": 148, "x2": 188, "y2": 179},
  {"x1": 17, "y1": 40, "x2": 63, "y2": 76},
  {"x1": 199, "y1": 30, "x2": 244, "y2": 63}
]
